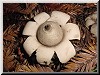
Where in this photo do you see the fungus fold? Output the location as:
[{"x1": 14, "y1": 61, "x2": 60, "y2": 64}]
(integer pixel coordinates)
[
  {"x1": 85, "y1": 11, "x2": 97, "y2": 37},
  {"x1": 22, "y1": 11, "x2": 80, "y2": 65}
]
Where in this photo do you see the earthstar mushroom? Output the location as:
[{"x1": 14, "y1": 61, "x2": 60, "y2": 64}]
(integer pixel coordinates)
[
  {"x1": 22, "y1": 11, "x2": 80, "y2": 65},
  {"x1": 85, "y1": 11, "x2": 97, "y2": 37}
]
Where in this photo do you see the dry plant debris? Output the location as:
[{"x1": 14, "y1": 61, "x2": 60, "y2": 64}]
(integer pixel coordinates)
[{"x1": 3, "y1": 3, "x2": 97, "y2": 72}]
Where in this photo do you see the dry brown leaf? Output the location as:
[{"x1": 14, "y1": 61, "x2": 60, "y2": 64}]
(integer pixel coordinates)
[
  {"x1": 43, "y1": 3, "x2": 84, "y2": 15},
  {"x1": 21, "y1": 65, "x2": 33, "y2": 72},
  {"x1": 76, "y1": 53, "x2": 94, "y2": 60},
  {"x1": 4, "y1": 60, "x2": 17, "y2": 71},
  {"x1": 15, "y1": 64, "x2": 32, "y2": 72},
  {"x1": 3, "y1": 24, "x2": 21, "y2": 71},
  {"x1": 27, "y1": 65, "x2": 39, "y2": 72},
  {"x1": 61, "y1": 68, "x2": 75, "y2": 72},
  {"x1": 35, "y1": 65, "x2": 44, "y2": 72},
  {"x1": 15, "y1": 64, "x2": 53, "y2": 72},
  {"x1": 71, "y1": 57, "x2": 86, "y2": 64},
  {"x1": 92, "y1": 58, "x2": 97, "y2": 69},
  {"x1": 4, "y1": 55, "x2": 15, "y2": 62},
  {"x1": 3, "y1": 3, "x2": 37, "y2": 14},
  {"x1": 88, "y1": 60, "x2": 94, "y2": 72},
  {"x1": 88, "y1": 41, "x2": 96, "y2": 50},
  {"x1": 82, "y1": 48, "x2": 92, "y2": 55},
  {"x1": 85, "y1": 63, "x2": 90, "y2": 72},
  {"x1": 3, "y1": 3, "x2": 97, "y2": 72},
  {"x1": 65, "y1": 62, "x2": 79, "y2": 71},
  {"x1": 80, "y1": 65, "x2": 86, "y2": 72},
  {"x1": 46, "y1": 67, "x2": 54, "y2": 72},
  {"x1": 35, "y1": 64, "x2": 53, "y2": 72},
  {"x1": 5, "y1": 48, "x2": 14, "y2": 57}
]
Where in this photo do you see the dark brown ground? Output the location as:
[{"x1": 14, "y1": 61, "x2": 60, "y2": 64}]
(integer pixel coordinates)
[{"x1": 3, "y1": 3, "x2": 97, "y2": 72}]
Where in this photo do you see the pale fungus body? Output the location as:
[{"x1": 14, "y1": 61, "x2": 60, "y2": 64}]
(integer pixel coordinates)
[
  {"x1": 85, "y1": 11, "x2": 97, "y2": 37},
  {"x1": 37, "y1": 21, "x2": 63, "y2": 47},
  {"x1": 22, "y1": 11, "x2": 80, "y2": 65}
]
